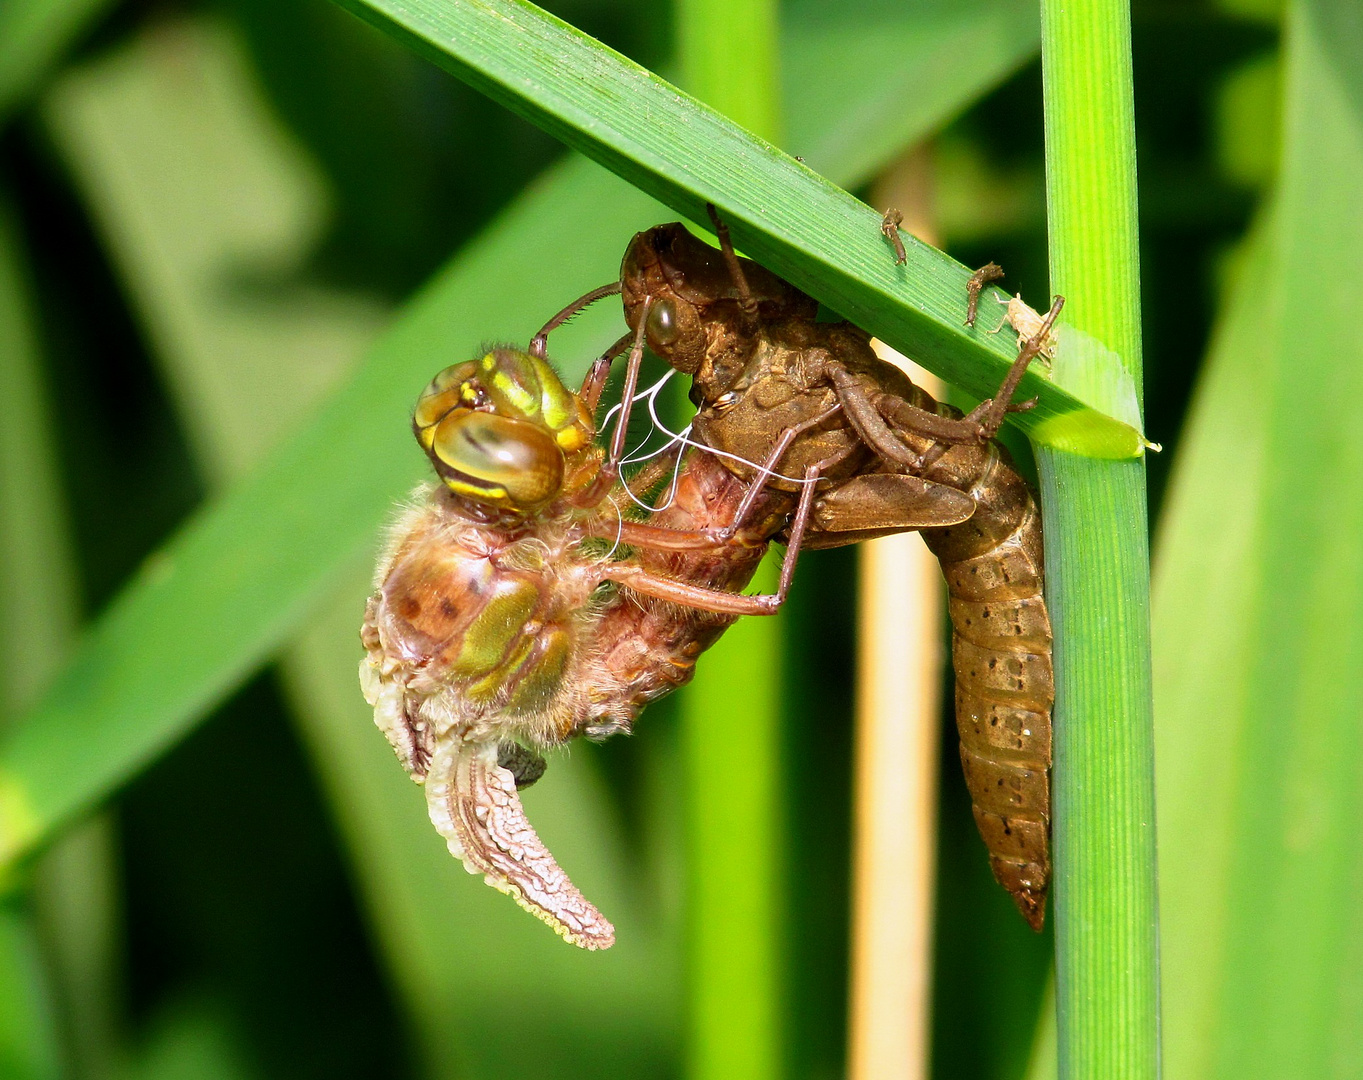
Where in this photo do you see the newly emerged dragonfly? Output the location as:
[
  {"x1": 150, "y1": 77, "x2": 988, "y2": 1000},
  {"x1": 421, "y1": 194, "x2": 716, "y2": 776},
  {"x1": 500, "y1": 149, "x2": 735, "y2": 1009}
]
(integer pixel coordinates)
[
  {"x1": 361, "y1": 316, "x2": 818, "y2": 949},
  {"x1": 543, "y1": 209, "x2": 1058, "y2": 929}
]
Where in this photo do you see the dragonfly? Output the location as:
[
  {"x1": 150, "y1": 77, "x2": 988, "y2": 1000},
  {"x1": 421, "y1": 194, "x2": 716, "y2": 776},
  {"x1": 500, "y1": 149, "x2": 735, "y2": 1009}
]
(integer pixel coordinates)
[
  {"x1": 361, "y1": 312, "x2": 825, "y2": 949},
  {"x1": 538, "y1": 207, "x2": 1059, "y2": 930}
]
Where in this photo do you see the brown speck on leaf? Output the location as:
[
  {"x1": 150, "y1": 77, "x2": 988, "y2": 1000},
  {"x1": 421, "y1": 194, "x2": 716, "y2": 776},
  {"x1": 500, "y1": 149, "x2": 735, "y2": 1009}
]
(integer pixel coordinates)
[{"x1": 880, "y1": 208, "x2": 907, "y2": 264}]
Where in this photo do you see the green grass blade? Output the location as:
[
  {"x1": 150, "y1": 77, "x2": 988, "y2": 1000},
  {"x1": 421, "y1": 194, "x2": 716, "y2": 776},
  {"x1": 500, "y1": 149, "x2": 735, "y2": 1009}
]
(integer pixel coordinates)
[
  {"x1": 675, "y1": 3, "x2": 785, "y2": 1077},
  {"x1": 123, "y1": 999, "x2": 256, "y2": 1080},
  {"x1": 2, "y1": 188, "x2": 123, "y2": 1080},
  {"x1": 0, "y1": 900, "x2": 60, "y2": 1080},
  {"x1": 1157, "y1": 2, "x2": 1363, "y2": 1074},
  {"x1": 784, "y1": 0, "x2": 1039, "y2": 191},
  {"x1": 1033, "y1": 455, "x2": 1154, "y2": 1078},
  {"x1": 0, "y1": 192, "x2": 67, "y2": 1080},
  {"x1": 680, "y1": 599, "x2": 785, "y2": 1080},
  {"x1": 42, "y1": 18, "x2": 387, "y2": 480},
  {"x1": 1153, "y1": 215, "x2": 1276, "y2": 1080},
  {"x1": 329, "y1": 0, "x2": 1144, "y2": 456},
  {"x1": 1037, "y1": 0, "x2": 1159, "y2": 1077},
  {"x1": 1, "y1": 189, "x2": 127, "y2": 1080},
  {"x1": 0, "y1": 207, "x2": 78, "y2": 719},
  {"x1": 1022, "y1": 978, "x2": 1057, "y2": 1080},
  {"x1": 680, "y1": 0, "x2": 779, "y2": 138},
  {"x1": 30, "y1": 820, "x2": 120, "y2": 1080},
  {"x1": 0, "y1": 0, "x2": 114, "y2": 124}
]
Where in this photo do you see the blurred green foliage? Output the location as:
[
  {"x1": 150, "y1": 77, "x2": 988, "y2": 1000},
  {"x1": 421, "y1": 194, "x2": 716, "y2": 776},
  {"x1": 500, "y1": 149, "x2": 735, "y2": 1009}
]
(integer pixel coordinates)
[{"x1": 5, "y1": 0, "x2": 1361, "y2": 1077}]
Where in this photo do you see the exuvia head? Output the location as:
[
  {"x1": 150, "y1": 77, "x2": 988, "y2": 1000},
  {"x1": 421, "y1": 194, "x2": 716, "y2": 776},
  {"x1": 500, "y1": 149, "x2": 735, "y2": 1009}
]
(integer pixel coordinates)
[
  {"x1": 413, "y1": 348, "x2": 595, "y2": 513},
  {"x1": 620, "y1": 222, "x2": 817, "y2": 389},
  {"x1": 620, "y1": 224, "x2": 718, "y2": 375}
]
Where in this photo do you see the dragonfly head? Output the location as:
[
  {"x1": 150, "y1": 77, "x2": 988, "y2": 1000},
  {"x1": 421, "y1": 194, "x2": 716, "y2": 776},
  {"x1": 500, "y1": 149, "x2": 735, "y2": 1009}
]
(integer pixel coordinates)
[{"x1": 413, "y1": 348, "x2": 596, "y2": 514}]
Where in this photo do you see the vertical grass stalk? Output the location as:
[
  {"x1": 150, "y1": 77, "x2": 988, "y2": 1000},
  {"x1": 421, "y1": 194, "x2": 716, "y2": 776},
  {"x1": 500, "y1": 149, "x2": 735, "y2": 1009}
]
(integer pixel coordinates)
[
  {"x1": 675, "y1": 2, "x2": 784, "y2": 1078},
  {"x1": 0, "y1": 193, "x2": 108, "y2": 1080},
  {"x1": 1038, "y1": 1, "x2": 1160, "y2": 1077}
]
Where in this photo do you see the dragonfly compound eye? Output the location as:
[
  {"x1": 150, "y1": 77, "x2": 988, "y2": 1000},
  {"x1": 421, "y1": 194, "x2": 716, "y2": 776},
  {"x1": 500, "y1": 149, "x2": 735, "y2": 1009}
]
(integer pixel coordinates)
[
  {"x1": 428, "y1": 410, "x2": 565, "y2": 510},
  {"x1": 646, "y1": 297, "x2": 678, "y2": 346},
  {"x1": 476, "y1": 348, "x2": 595, "y2": 455},
  {"x1": 413, "y1": 361, "x2": 482, "y2": 448}
]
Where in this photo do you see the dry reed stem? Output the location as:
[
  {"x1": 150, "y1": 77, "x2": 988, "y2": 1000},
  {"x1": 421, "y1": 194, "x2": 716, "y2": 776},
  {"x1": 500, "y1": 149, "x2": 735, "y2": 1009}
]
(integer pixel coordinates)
[{"x1": 847, "y1": 146, "x2": 943, "y2": 1080}]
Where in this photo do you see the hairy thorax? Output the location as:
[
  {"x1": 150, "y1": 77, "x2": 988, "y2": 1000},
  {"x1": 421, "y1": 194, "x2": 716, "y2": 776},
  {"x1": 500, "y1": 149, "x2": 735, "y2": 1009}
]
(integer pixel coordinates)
[{"x1": 362, "y1": 487, "x2": 605, "y2": 762}]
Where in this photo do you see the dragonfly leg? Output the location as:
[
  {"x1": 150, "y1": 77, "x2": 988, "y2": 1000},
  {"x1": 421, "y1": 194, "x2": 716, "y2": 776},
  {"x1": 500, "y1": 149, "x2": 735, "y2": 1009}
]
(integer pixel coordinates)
[
  {"x1": 881, "y1": 208, "x2": 907, "y2": 264},
  {"x1": 965, "y1": 262, "x2": 1005, "y2": 327},
  {"x1": 707, "y1": 402, "x2": 841, "y2": 541},
  {"x1": 844, "y1": 294, "x2": 1064, "y2": 473},
  {"x1": 578, "y1": 332, "x2": 633, "y2": 414},
  {"x1": 706, "y1": 203, "x2": 759, "y2": 323},
  {"x1": 568, "y1": 300, "x2": 653, "y2": 507},
  {"x1": 960, "y1": 294, "x2": 1063, "y2": 439},
  {"x1": 529, "y1": 281, "x2": 621, "y2": 358},
  {"x1": 598, "y1": 459, "x2": 823, "y2": 616}
]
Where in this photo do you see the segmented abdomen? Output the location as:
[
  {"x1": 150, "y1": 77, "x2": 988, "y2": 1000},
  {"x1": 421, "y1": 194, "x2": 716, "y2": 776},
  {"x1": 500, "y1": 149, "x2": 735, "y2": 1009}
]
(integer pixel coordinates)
[
  {"x1": 582, "y1": 450, "x2": 773, "y2": 738},
  {"x1": 920, "y1": 439, "x2": 1053, "y2": 931}
]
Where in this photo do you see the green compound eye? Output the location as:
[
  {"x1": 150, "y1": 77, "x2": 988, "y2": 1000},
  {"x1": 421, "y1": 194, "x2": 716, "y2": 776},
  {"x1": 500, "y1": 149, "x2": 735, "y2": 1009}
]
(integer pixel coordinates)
[
  {"x1": 413, "y1": 361, "x2": 481, "y2": 445},
  {"x1": 646, "y1": 297, "x2": 678, "y2": 345},
  {"x1": 429, "y1": 410, "x2": 565, "y2": 509}
]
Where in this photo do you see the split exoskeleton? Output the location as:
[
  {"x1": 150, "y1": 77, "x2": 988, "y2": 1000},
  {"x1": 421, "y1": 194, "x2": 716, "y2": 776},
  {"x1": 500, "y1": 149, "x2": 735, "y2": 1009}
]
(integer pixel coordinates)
[
  {"x1": 539, "y1": 208, "x2": 1060, "y2": 930},
  {"x1": 361, "y1": 208, "x2": 1060, "y2": 949}
]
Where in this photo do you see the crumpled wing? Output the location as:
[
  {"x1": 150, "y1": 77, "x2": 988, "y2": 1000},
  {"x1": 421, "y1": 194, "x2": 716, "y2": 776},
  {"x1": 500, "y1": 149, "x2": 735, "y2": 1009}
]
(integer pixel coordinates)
[{"x1": 425, "y1": 736, "x2": 615, "y2": 950}]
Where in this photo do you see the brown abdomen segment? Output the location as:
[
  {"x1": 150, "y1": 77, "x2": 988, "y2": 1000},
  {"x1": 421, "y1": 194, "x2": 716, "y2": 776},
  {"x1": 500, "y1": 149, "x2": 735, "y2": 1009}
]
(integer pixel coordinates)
[
  {"x1": 581, "y1": 450, "x2": 773, "y2": 738},
  {"x1": 921, "y1": 443, "x2": 1053, "y2": 930}
]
